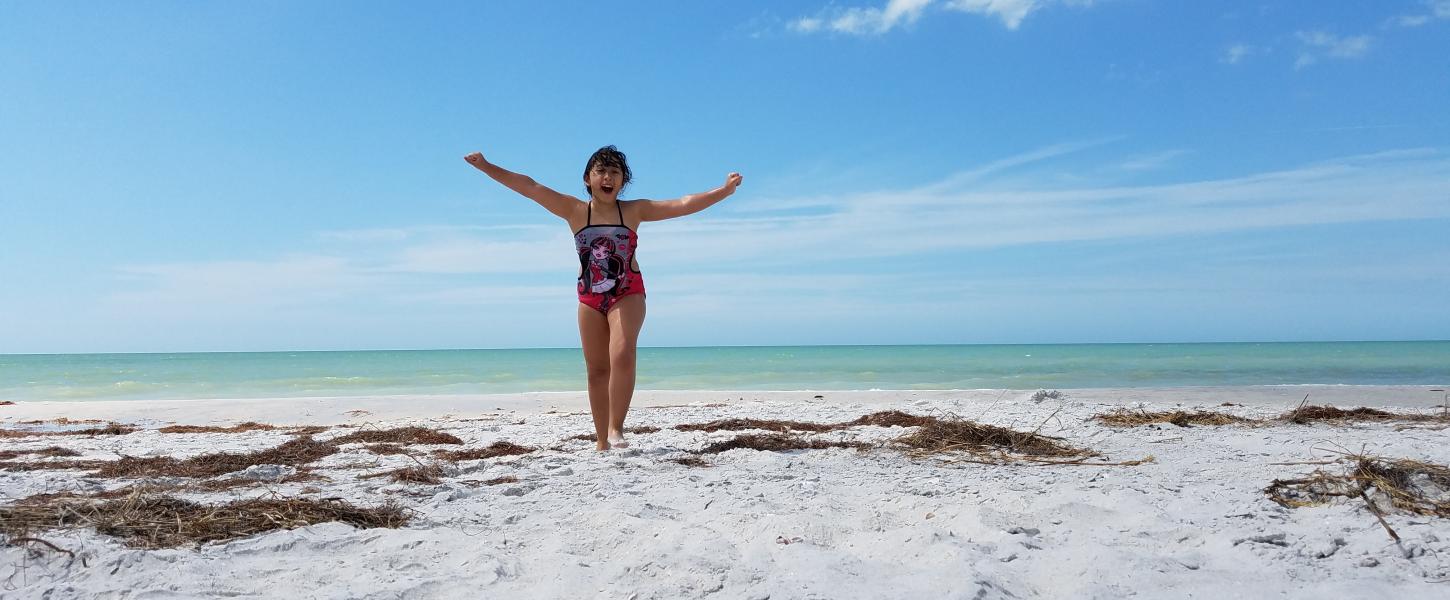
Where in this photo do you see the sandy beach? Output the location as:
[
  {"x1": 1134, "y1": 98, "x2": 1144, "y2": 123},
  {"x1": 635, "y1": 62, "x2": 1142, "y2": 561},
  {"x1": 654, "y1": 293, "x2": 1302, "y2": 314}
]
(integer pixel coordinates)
[{"x1": 3, "y1": 386, "x2": 1448, "y2": 599}]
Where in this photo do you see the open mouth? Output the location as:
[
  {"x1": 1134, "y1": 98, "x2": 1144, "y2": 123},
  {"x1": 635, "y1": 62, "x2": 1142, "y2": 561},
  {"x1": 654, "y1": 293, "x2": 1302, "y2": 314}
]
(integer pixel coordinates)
[{"x1": 601, "y1": 185, "x2": 615, "y2": 194}]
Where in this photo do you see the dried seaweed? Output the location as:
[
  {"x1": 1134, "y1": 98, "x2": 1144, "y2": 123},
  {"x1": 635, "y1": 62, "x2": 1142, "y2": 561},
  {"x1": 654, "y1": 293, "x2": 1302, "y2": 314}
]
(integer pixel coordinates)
[
  {"x1": 92, "y1": 437, "x2": 338, "y2": 479},
  {"x1": 0, "y1": 492, "x2": 409, "y2": 549},
  {"x1": 696, "y1": 433, "x2": 868, "y2": 454},
  {"x1": 1094, "y1": 409, "x2": 1255, "y2": 428},
  {"x1": 433, "y1": 441, "x2": 534, "y2": 461},
  {"x1": 330, "y1": 427, "x2": 463, "y2": 445}
]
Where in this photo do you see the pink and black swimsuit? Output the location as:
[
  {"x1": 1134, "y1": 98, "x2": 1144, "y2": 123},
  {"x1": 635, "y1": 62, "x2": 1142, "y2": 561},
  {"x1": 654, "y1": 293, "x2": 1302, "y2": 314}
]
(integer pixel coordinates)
[{"x1": 575, "y1": 201, "x2": 645, "y2": 313}]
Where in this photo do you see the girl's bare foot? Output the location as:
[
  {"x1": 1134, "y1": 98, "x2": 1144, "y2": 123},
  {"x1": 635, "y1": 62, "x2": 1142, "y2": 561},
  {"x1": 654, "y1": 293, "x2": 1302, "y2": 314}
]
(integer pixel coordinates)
[
  {"x1": 596, "y1": 439, "x2": 611, "y2": 452},
  {"x1": 606, "y1": 430, "x2": 629, "y2": 449}
]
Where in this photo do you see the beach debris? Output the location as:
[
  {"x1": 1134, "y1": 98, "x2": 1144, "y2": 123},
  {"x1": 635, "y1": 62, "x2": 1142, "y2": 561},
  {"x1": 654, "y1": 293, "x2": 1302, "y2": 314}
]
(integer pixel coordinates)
[
  {"x1": 695, "y1": 433, "x2": 868, "y2": 454},
  {"x1": 0, "y1": 446, "x2": 81, "y2": 460},
  {"x1": 17, "y1": 417, "x2": 102, "y2": 425},
  {"x1": 286, "y1": 425, "x2": 330, "y2": 436},
  {"x1": 363, "y1": 443, "x2": 410, "y2": 455},
  {"x1": 674, "y1": 410, "x2": 939, "y2": 434},
  {"x1": 189, "y1": 468, "x2": 320, "y2": 492},
  {"x1": 893, "y1": 414, "x2": 1093, "y2": 459},
  {"x1": 1267, "y1": 454, "x2": 1450, "y2": 541},
  {"x1": 1091, "y1": 404, "x2": 1449, "y2": 428},
  {"x1": 1268, "y1": 455, "x2": 1450, "y2": 517},
  {"x1": 1030, "y1": 389, "x2": 1065, "y2": 403},
  {"x1": 675, "y1": 418, "x2": 837, "y2": 433},
  {"x1": 839, "y1": 410, "x2": 940, "y2": 428},
  {"x1": 0, "y1": 422, "x2": 138, "y2": 438},
  {"x1": 330, "y1": 426, "x2": 463, "y2": 446},
  {"x1": 1277, "y1": 405, "x2": 1449, "y2": 425},
  {"x1": 1094, "y1": 408, "x2": 1255, "y2": 428},
  {"x1": 0, "y1": 401, "x2": 14, "y2": 406},
  {"x1": 0, "y1": 491, "x2": 410, "y2": 549},
  {"x1": 0, "y1": 459, "x2": 112, "y2": 472},
  {"x1": 158, "y1": 422, "x2": 279, "y2": 434},
  {"x1": 433, "y1": 441, "x2": 535, "y2": 462},
  {"x1": 671, "y1": 456, "x2": 711, "y2": 467},
  {"x1": 93, "y1": 436, "x2": 339, "y2": 479},
  {"x1": 362, "y1": 464, "x2": 447, "y2": 485}
]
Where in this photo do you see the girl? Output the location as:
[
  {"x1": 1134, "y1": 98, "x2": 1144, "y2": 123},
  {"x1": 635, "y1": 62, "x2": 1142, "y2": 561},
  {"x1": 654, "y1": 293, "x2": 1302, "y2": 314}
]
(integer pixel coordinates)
[{"x1": 465, "y1": 145, "x2": 742, "y2": 450}]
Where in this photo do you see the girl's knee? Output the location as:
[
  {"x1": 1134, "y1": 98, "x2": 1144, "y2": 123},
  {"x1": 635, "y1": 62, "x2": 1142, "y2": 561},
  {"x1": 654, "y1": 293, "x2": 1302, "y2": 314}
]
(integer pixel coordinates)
[
  {"x1": 609, "y1": 347, "x2": 637, "y2": 369},
  {"x1": 585, "y1": 361, "x2": 611, "y2": 382}
]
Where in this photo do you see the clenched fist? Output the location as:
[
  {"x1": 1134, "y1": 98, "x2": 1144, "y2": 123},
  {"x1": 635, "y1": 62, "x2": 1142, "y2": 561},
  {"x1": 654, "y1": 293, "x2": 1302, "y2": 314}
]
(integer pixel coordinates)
[
  {"x1": 464, "y1": 152, "x2": 488, "y2": 169},
  {"x1": 723, "y1": 172, "x2": 743, "y2": 192}
]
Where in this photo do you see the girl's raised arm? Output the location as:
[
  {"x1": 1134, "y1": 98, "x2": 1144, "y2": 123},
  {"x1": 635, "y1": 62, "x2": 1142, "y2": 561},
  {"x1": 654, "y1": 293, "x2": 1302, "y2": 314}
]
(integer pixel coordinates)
[
  {"x1": 636, "y1": 172, "x2": 743, "y2": 222},
  {"x1": 465, "y1": 152, "x2": 580, "y2": 221}
]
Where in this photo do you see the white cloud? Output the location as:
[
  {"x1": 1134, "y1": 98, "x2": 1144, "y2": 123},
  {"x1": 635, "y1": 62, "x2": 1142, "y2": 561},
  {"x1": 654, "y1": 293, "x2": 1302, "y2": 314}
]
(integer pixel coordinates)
[
  {"x1": 943, "y1": 0, "x2": 1042, "y2": 30},
  {"x1": 798, "y1": 0, "x2": 934, "y2": 35},
  {"x1": 110, "y1": 256, "x2": 373, "y2": 311},
  {"x1": 1294, "y1": 30, "x2": 1372, "y2": 68},
  {"x1": 791, "y1": 0, "x2": 1089, "y2": 35},
  {"x1": 1392, "y1": 0, "x2": 1450, "y2": 27},
  {"x1": 102, "y1": 147, "x2": 1450, "y2": 345},
  {"x1": 1222, "y1": 43, "x2": 1255, "y2": 65},
  {"x1": 1117, "y1": 149, "x2": 1190, "y2": 171},
  {"x1": 789, "y1": 17, "x2": 824, "y2": 33}
]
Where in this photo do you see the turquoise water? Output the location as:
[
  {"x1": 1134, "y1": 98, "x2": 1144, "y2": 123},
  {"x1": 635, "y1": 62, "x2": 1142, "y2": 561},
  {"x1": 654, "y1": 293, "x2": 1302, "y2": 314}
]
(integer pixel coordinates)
[{"x1": 1, "y1": 342, "x2": 1447, "y2": 402}]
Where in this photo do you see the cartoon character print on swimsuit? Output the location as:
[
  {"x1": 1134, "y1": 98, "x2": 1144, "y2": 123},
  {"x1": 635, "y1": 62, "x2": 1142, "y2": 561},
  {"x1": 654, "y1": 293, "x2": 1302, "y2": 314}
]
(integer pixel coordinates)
[
  {"x1": 574, "y1": 201, "x2": 645, "y2": 313},
  {"x1": 582, "y1": 235, "x2": 626, "y2": 294}
]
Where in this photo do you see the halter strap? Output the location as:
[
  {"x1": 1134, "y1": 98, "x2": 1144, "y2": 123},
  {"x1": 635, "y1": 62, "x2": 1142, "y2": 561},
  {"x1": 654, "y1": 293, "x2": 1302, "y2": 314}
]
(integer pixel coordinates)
[{"x1": 586, "y1": 200, "x2": 626, "y2": 227}]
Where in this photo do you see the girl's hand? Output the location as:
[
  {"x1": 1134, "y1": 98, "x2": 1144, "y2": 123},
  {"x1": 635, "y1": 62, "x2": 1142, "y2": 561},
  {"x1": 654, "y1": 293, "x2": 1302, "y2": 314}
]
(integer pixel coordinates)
[
  {"x1": 464, "y1": 152, "x2": 488, "y2": 169},
  {"x1": 724, "y1": 172, "x2": 743, "y2": 193}
]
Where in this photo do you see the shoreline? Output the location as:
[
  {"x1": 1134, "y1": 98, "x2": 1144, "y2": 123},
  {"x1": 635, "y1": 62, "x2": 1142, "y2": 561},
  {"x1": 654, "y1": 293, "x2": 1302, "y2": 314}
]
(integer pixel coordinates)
[{"x1": 3, "y1": 385, "x2": 1446, "y2": 427}]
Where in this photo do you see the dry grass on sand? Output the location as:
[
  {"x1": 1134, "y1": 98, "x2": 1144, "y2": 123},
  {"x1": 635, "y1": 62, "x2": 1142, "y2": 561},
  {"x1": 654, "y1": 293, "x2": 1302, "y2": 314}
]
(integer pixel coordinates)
[
  {"x1": 673, "y1": 410, "x2": 938, "y2": 434},
  {"x1": 696, "y1": 433, "x2": 869, "y2": 454},
  {"x1": 433, "y1": 441, "x2": 535, "y2": 462},
  {"x1": 158, "y1": 422, "x2": 280, "y2": 434},
  {"x1": 0, "y1": 446, "x2": 81, "y2": 460},
  {"x1": 1092, "y1": 404, "x2": 1450, "y2": 428},
  {"x1": 92, "y1": 437, "x2": 338, "y2": 479},
  {"x1": 0, "y1": 422, "x2": 138, "y2": 438},
  {"x1": 1, "y1": 491, "x2": 409, "y2": 550},
  {"x1": 892, "y1": 415, "x2": 1094, "y2": 459},
  {"x1": 1094, "y1": 408, "x2": 1256, "y2": 428},
  {"x1": 361, "y1": 464, "x2": 447, "y2": 485},
  {"x1": 1278, "y1": 405, "x2": 1450, "y2": 425},
  {"x1": 1267, "y1": 455, "x2": 1450, "y2": 519},
  {"x1": 330, "y1": 427, "x2": 463, "y2": 446}
]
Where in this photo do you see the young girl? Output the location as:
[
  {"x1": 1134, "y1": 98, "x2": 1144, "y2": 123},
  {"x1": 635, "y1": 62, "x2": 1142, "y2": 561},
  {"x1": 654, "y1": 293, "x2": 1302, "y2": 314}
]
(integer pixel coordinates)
[{"x1": 465, "y1": 146, "x2": 742, "y2": 450}]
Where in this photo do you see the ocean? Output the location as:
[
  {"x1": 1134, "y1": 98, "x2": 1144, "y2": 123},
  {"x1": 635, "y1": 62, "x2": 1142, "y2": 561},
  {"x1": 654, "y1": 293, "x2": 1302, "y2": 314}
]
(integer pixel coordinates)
[{"x1": 1, "y1": 341, "x2": 1447, "y2": 402}]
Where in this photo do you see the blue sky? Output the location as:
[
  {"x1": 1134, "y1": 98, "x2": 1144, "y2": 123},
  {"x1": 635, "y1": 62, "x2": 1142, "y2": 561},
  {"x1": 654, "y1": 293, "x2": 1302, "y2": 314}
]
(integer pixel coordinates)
[{"x1": 3, "y1": 1, "x2": 1449, "y2": 353}]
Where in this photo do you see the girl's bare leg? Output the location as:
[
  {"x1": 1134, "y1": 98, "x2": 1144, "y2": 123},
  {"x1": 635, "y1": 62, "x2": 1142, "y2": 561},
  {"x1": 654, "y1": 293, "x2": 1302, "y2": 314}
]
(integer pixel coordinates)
[
  {"x1": 605, "y1": 294, "x2": 646, "y2": 447},
  {"x1": 578, "y1": 303, "x2": 613, "y2": 451}
]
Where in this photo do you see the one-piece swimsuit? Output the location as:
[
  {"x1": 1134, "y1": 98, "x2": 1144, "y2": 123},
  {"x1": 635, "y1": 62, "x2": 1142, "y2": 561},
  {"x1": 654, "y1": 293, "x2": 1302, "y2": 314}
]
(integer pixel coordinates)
[{"x1": 575, "y1": 201, "x2": 645, "y2": 313}]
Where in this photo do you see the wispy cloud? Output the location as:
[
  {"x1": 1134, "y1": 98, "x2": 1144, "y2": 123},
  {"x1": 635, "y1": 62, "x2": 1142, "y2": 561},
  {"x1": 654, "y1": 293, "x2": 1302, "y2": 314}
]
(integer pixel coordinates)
[
  {"x1": 1294, "y1": 30, "x2": 1372, "y2": 68},
  {"x1": 1116, "y1": 149, "x2": 1190, "y2": 171},
  {"x1": 790, "y1": 0, "x2": 934, "y2": 35},
  {"x1": 1222, "y1": 43, "x2": 1256, "y2": 65},
  {"x1": 789, "y1": 0, "x2": 1092, "y2": 35},
  {"x1": 105, "y1": 147, "x2": 1450, "y2": 331},
  {"x1": 1390, "y1": 0, "x2": 1450, "y2": 27}
]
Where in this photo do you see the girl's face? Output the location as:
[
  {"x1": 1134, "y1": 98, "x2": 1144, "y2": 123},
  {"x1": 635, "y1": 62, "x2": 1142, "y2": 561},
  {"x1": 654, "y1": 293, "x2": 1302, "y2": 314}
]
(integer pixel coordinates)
[{"x1": 586, "y1": 164, "x2": 624, "y2": 200}]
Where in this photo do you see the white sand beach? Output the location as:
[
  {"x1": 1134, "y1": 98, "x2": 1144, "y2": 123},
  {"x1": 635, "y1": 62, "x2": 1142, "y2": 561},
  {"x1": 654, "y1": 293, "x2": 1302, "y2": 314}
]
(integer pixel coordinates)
[{"x1": 2, "y1": 386, "x2": 1448, "y2": 599}]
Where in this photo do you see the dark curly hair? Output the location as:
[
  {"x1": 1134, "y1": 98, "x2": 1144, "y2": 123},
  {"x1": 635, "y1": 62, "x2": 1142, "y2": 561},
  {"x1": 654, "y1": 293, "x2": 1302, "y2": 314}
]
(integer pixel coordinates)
[{"x1": 583, "y1": 145, "x2": 632, "y2": 197}]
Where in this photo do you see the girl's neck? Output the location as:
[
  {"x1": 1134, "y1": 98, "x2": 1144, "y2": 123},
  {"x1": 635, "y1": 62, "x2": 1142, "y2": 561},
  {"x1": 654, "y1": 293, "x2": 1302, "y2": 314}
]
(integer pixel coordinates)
[{"x1": 590, "y1": 196, "x2": 618, "y2": 206}]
